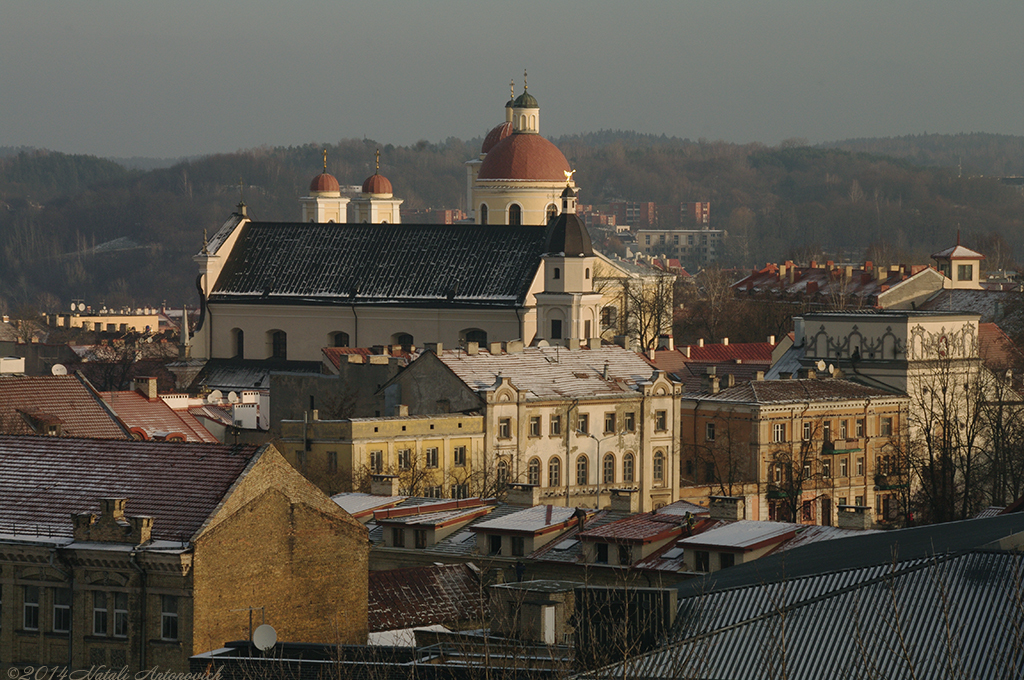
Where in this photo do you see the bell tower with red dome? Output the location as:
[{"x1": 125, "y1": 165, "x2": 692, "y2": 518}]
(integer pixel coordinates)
[
  {"x1": 300, "y1": 150, "x2": 349, "y2": 223},
  {"x1": 350, "y1": 150, "x2": 404, "y2": 224}
]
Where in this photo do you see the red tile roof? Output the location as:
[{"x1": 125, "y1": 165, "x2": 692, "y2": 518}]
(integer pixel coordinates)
[
  {"x1": 0, "y1": 375, "x2": 129, "y2": 439},
  {"x1": 368, "y1": 563, "x2": 483, "y2": 632},
  {"x1": 979, "y1": 322, "x2": 1022, "y2": 370},
  {"x1": 0, "y1": 435, "x2": 258, "y2": 541},
  {"x1": 100, "y1": 391, "x2": 219, "y2": 443}
]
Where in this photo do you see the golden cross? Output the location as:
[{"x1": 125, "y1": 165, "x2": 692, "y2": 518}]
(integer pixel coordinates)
[
  {"x1": 375, "y1": 149, "x2": 380, "y2": 172},
  {"x1": 510, "y1": 79, "x2": 515, "y2": 100},
  {"x1": 523, "y1": 69, "x2": 528, "y2": 91},
  {"x1": 323, "y1": 149, "x2": 327, "y2": 171}
]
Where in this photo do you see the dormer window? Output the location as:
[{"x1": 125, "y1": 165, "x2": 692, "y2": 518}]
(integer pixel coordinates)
[{"x1": 957, "y1": 264, "x2": 973, "y2": 281}]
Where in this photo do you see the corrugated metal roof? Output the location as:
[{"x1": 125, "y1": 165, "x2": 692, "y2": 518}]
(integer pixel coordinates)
[
  {"x1": 605, "y1": 550, "x2": 1023, "y2": 680},
  {"x1": 211, "y1": 222, "x2": 546, "y2": 308}
]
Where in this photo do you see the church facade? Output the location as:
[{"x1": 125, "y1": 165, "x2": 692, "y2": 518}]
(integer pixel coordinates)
[{"x1": 190, "y1": 82, "x2": 671, "y2": 363}]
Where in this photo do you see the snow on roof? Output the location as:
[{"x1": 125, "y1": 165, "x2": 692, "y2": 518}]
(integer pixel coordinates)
[
  {"x1": 676, "y1": 520, "x2": 798, "y2": 551},
  {"x1": 471, "y1": 504, "x2": 581, "y2": 534},
  {"x1": 432, "y1": 345, "x2": 662, "y2": 401}
]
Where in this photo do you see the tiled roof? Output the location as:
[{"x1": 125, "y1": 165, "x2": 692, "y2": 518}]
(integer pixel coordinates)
[
  {"x1": 978, "y1": 322, "x2": 1023, "y2": 369},
  {"x1": 667, "y1": 343, "x2": 774, "y2": 365},
  {"x1": 368, "y1": 563, "x2": 483, "y2": 632},
  {"x1": 0, "y1": 435, "x2": 258, "y2": 541},
  {"x1": 431, "y1": 346, "x2": 663, "y2": 401},
  {"x1": 211, "y1": 222, "x2": 547, "y2": 308},
  {"x1": 529, "y1": 510, "x2": 632, "y2": 564},
  {"x1": 100, "y1": 391, "x2": 218, "y2": 442},
  {"x1": 917, "y1": 288, "x2": 1013, "y2": 322},
  {"x1": 0, "y1": 375, "x2": 129, "y2": 439},
  {"x1": 578, "y1": 513, "x2": 684, "y2": 543},
  {"x1": 685, "y1": 378, "x2": 901, "y2": 403}
]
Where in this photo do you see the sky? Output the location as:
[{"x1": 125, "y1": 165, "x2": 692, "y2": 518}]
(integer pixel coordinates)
[{"x1": 2, "y1": 1, "x2": 1022, "y2": 159}]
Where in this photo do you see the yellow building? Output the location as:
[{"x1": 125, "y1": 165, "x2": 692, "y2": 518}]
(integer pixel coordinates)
[
  {"x1": 279, "y1": 412, "x2": 486, "y2": 497},
  {"x1": 0, "y1": 436, "x2": 368, "y2": 673},
  {"x1": 679, "y1": 376, "x2": 910, "y2": 526}
]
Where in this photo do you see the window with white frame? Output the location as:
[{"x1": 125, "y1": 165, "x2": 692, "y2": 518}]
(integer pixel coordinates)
[
  {"x1": 425, "y1": 447, "x2": 438, "y2": 468},
  {"x1": 93, "y1": 590, "x2": 108, "y2": 636},
  {"x1": 161, "y1": 595, "x2": 178, "y2": 641},
  {"x1": 23, "y1": 585, "x2": 39, "y2": 630},
  {"x1": 773, "y1": 423, "x2": 786, "y2": 442},
  {"x1": 53, "y1": 588, "x2": 71, "y2": 633},
  {"x1": 528, "y1": 458, "x2": 541, "y2": 485},
  {"x1": 453, "y1": 446, "x2": 466, "y2": 467},
  {"x1": 114, "y1": 592, "x2": 128, "y2": 638}
]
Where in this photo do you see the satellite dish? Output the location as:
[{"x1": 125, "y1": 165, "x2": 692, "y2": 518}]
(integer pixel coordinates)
[
  {"x1": 815, "y1": 359, "x2": 826, "y2": 372},
  {"x1": 828, "y1": 363, "x2": 835, "y2": 375},
  {"x1": 228, "y1": 391, "x2": 239, "y2": 404},
  {"x1": 78, "y1": 303, "x2": 86, "y2": 312},
  {"x1": 51, "y1": 364, "x2": 67, "y2": 376},
  {"x1": 69, "y1": 303, "x2": 76, "y2": 312},
  {"x1": 207, "y1": 389, "x2": 223, "y2": 403},
  {"x1": 252, "y1": 624, "x2": 277, "y2": 651}
]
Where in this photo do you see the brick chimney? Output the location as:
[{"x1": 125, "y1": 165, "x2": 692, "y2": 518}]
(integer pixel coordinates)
[
  {"x1": 709, "y1": 495, "x2": 745, "y2": 521},
  {"x1": 370, "y1": 474, "x2": 400, "y2": 497},
  {"x1": 608, "y1": 488, "x2": 640, "y2": 514},
  {"x1": 506, "y1": 483, "x2": 541, "y2": 507},
  {"x1": 133, "y1": 377, "x2": 158, "y2": 400},
  {"x1": 72, "y1": 498, "x2": 153, "y2": 545},
  {"x1": 837, "y1": 504, "x2": 873, "y2": 530}
]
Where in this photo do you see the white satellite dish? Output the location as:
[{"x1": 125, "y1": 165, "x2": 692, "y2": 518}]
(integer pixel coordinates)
[
  {"x1": 815, "y1": 359, "x2": 826, "y2": 372},
  {"x1": 207, "y1": 389, "x2": 223, "y2": 403},
  {"x1": 51, "y1": 364, "x2": 67, "y2": 376},
  {"x1": 252, "y1": 624, "x2": 277, "y2": 651},
  {"x1": 228, "y1": 391, "x2": 239, "y2": 404},
  {"x1": 69, "y1": 302, "x2": 76, "y2": 312},
  {"x1": 78, "y1": 303, "x2": 86, "y2": 312},
  {"x1": 828, "y1": 363, "x2": 835, "y2": 375}
]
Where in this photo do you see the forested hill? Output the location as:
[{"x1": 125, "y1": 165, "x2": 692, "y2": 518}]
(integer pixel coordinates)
[
  {"x1": 817, "y1": 133, "x2": 1024, "y2": 177},
  {"x1": 0, "y1": 135, "x2": 1022, "y2": 314}
]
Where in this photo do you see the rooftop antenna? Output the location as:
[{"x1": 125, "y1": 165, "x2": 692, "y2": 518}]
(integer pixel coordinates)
[
  {"x1": 375, "y1": 149, "x2": 380, "y2": 174},
  {"x1": 523, "y1": 69, "x2": 528, "y2": 91},
  {"x1": 323, "y1": 148, "x2": 328, "y2": 172},
  {"x1": 510, "y1": 79, "x2": 515, "y2": 100}
]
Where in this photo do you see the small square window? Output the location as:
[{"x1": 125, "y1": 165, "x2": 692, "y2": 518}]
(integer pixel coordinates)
[
  {"x1": 695, "y1": 551, "x2": 710, "y2": 572},
  {"x1": 706, "y1": 422, "x2": 715, "y2": 441},
  {"x1": 577, "y1": 414, "x2": 589, "y2": 435},
  {"x1": 604, "y1": 413, "x2": 616, "y2": 434}
]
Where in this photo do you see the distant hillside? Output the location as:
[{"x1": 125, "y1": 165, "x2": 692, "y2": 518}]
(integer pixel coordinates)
[
  {"x1": 818, "y1": 133, "x2": 1024, "y2": 177},
  {"x1": 0, "y1": 134, "x2": 1021, "y2": 314}
]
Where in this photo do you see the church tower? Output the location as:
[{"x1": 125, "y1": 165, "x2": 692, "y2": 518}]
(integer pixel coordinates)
[
  {"x1": 350, "y1": 150, "x2": 403, "y2": 224},
  {"x1": 300, "y1": 150, "x2": 349, "y2": 222},
  {"x1": 535, "y1": 184, "x2": 603, "y2": 346}
]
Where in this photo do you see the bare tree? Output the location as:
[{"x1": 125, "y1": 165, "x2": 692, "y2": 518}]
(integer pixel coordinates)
[{"x1": 766, "y1": 419, "x2": 834, "y2": 524}]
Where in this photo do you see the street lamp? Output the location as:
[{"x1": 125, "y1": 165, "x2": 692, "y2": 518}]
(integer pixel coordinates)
[{"x1": 581, "y1": 431, "x2": 616, "y2": 509}]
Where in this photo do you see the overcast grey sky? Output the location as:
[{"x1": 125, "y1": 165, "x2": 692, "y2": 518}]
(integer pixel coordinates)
[{"x1": 3, "y1": 1, "x2": 1021, "y2": 158}]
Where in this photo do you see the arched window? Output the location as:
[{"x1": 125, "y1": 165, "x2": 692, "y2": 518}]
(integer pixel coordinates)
[
  {"x1": 231, "y1": 328, "x2": 244, "y2": 359},
  {"x1": 391, "y1": 332, "x2": 414, "y2": 349},
  {"x1": 480, "y1": 204, "x2": 488, "y2": 225},
  {"x1": 623, "y1": 452, "x2": 635, "y2": 482},
  {"x1": 603, "y1": 453, "x2": 615, "y2": 484},
  {"x1": 497, "y1": 460, "x2": 509, "y2": 486},
  {"x1": 269, "y1": 330, "x2": 287, "y2": 359},
  {"x1": 585, "y1": 268, "x2": 590, "y2": 279},
  {"x1": 461, "y1": 329, "x2": 488, "y2": 347},
  {"x1": 530, "y1": 114, "x2": 536, "y2": 130},
  {"x1": 553, "y1": 267, "x2": 561, "y2": 280},
  {"x1": 653, "y1": 450, "x2": 665, "y2": 482},
  {"x1": 508, "y1": 204, "x2": 522, "y2": 226},
  {"x1": 576, "y1": 455, "x2": 589, "y2": 486},
  {"x1": 546, "y1": 204, "x2": 558, "y2": 222},
  {"x1": 548, "y1": 457, "x2": 561, "y2": 487},
  {"x1": 528, "y1": 457, "x2": 541, "y2": 486},
  {"x1": 520, "y1": 114, "x2": 526, "y2": 129},
  {"x1": 330, "y1": 331, "x2": 349, "y2": 348}
]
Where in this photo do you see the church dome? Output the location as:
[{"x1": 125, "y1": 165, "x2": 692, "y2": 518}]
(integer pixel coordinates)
[
  {"x1": 361, "y1": 172, "x2": 393, "y2": 195},
  {"x1": 309, "y1": 172, "x2": 340, "y2": 193},
  {"x1": 477, "y1": 134, "x2": 571, "y2": 182},
  {"x1": 481, "y1": 122, "x2": 513, "y2": 154},
  {"x1": 513, "y1": 91, "x2": 539, "y2": 109}
]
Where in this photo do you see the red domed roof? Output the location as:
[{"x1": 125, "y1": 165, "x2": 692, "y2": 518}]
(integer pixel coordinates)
[
  {"x1": 481, "y1": 122, "x2": 513, "y2": 154},
  {"x1": 361, "y1": 172, "x2": 393, "y2": 195},
  {"x1": 309, "y1": 172, "x2": 340, "y2": 193},
  {"x1": 477, "y1": 134, "x2": 571, "y2": 182}
]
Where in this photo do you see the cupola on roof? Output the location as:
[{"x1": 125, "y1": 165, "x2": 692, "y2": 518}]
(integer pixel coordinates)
[
  {"x1": 513, "y1": 91, "x2": 539, "y2": 109},
  {"x1": 309, "y1": 150, "x2": 340, "y2": 193},
  {"x1": 310, "y1": 172, "x2": 340, "y2": 193},
  {"x1": 361, "y1": 150, "x2": 393, "y2": 195},
  {"x1": 544, "y1": 185, "x2": 593, "y2": 257}
]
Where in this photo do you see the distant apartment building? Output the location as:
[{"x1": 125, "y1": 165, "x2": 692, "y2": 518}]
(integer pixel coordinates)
[
  {"x1": 636, "y1": 227, "x2": 726, "y2": 266},
  {"x1": 609, "y1": 201, "x2": 657, "y2": 229}
]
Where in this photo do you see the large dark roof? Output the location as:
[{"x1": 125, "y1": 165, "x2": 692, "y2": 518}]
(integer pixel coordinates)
[
  {"x1": 0, "y1": 435, "x2": 259, "y2": 542},
  {"x1": 211, "y1": 222, "x2": 547, "y2": 308}
]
